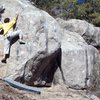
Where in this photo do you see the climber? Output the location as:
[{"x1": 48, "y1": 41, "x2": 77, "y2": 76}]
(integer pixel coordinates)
[{"x1": 0, "y1": 14, "x2": 25, "y2": 63}]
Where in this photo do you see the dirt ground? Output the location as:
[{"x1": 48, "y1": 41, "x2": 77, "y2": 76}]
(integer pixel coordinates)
[{"x1": 0, "y1": 80, "x2": 92, "y2": 100}]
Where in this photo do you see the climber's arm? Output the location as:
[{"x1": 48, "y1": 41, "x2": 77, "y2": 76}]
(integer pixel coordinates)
[{"x1": 8, "y1": 14, "x2": 19, "y2": 29}]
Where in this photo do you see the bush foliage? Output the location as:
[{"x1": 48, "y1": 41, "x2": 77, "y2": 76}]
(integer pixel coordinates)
[{"x1": 30, "y1": 0, "x2": 100, "y2": 27}]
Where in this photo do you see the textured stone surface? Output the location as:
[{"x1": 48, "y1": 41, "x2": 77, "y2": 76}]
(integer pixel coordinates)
[
  {"x1": 54, "y1": 28, "x2": 99, "y2": 89},
  {"x1": 56, "y1": 18, "x2": 100, "y2": 46},
  {"x1": 0, "y1": 0, "x2": 61, "y2": 83},
  {"x1": 55, "y1": 18, "x2": 100, "y2": 89},
  {"x1": 0, "y1": 0, "x2": 100, "y2": 90}
]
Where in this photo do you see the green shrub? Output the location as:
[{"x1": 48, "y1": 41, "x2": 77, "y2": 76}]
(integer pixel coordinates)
[{"x1": 30, "y1": 0, "x2": 100, "y2": 26}]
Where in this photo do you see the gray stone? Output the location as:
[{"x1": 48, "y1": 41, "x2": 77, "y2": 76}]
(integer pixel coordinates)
[
  {"x1": 90, "y1": 95, "x2": 100, "y2": 100},
  {"x1": 56, "y1": 18, "x2": 100, "y2": 46},
  {"x1": 0, "y1": 0, "x2": 61, "y2": 85},
  {"x1": 0, "y1": 0, "x2": 100, "y2": 90},
  {"x1": 54, "y1": 28, "x2": 99, "y2": 89}
]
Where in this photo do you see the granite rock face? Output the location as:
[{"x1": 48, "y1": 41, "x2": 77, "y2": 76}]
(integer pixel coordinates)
[
  {"x1": 54, "y1": 28, "x2": 98, "y2": 89},
  {"x1": 55, "y1": 18, "x2": 100, "y2": 89},
  {"x1": 0, "y1": 0, "x2": 61, "y2": 86},
  {"x1": 0, "y1": 0, "x2": 100, "y2": 90},
  {"x1": 56, "y1": 18, "x2": 100, "y2": 46}
]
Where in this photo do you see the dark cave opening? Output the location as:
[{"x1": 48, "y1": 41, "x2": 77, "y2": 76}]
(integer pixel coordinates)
[{"x1": 15, "y1": 48, "x2": 64, "y2": 87}]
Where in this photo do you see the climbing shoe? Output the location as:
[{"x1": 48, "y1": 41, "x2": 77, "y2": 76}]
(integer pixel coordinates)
[
  {"x1": 19, "y1": 40, "x2": 25, "y2": 44},
  {"x1": 1, "y1": 58, "x2": 7, "y2": 63}
]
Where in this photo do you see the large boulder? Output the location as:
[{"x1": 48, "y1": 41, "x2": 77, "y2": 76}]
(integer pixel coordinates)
[
  {"x1": 55, "y1": 18, "x2": 100, "y2": 89},
  {"x1": 0, "y1": 0, "x2": 99, "y2": 90},
  {"x1": 0, "y1": 0, "x2": 61, "y2": 86},
  {"x1": 54, "y1": 28, "x2": 99, "y2": 89},
  {"x1": 56, "y1": 18, "x2": 100, "y2": 46}
]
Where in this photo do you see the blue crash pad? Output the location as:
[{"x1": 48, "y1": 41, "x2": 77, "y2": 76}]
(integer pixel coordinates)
[{"x1": 3, "y1": 78, "x2": 41, "y2": 94}]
